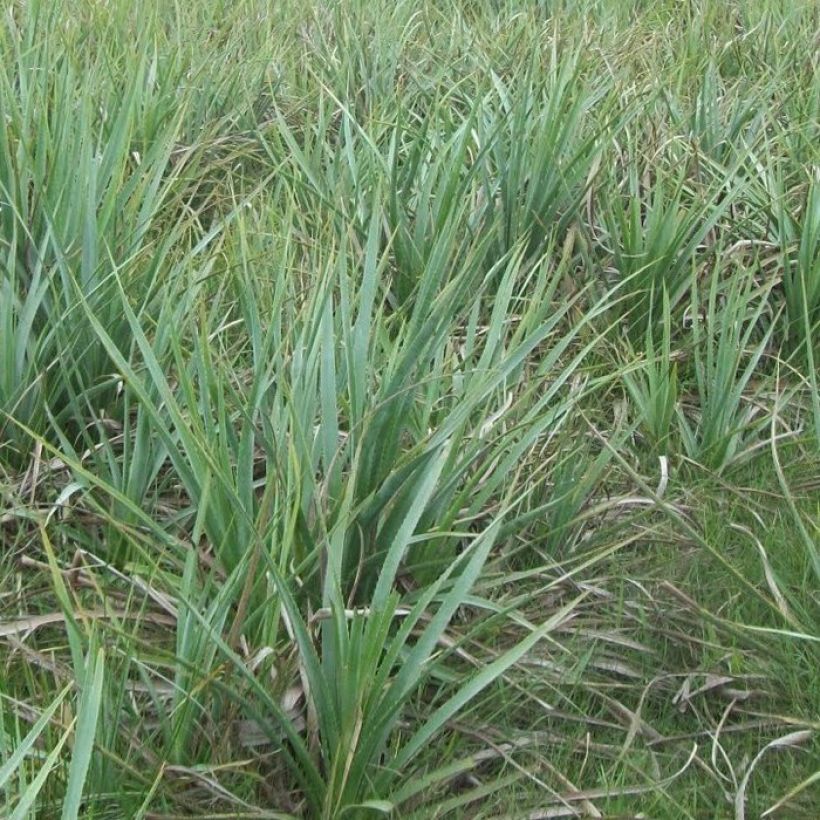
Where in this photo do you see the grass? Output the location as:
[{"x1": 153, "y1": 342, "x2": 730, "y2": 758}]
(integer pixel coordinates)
[{"x1": 1, "y1": 0, "x2": 818, "y2": 816}]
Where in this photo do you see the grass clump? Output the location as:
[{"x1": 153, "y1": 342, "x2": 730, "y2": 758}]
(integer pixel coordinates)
[{"x1": 1, "y1": 0, "x2": 818, "y2": 817}]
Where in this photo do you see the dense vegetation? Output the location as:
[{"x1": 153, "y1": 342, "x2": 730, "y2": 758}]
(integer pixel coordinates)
[{"x1": 1, "y1": 0, "x2": 818, "y2": 816}]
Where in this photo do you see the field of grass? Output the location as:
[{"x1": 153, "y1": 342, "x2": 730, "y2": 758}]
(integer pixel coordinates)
[{"x1": 1, "y1": 0, "x2": 818, "y2": 816}]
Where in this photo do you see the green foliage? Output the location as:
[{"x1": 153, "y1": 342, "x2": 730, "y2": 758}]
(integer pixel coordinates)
[
  {"x1": 1, "y1": 0, "x2": 818, "y2": 817},
  {"x1": 622, "y1": 288, "x2": 679, "y2": 452},
  {"x1": 677, "y1": 265, "x2": 777, "y2": 471}
]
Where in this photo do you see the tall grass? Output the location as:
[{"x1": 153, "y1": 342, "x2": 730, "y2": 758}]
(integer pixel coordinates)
[{"x1": 1, "y1": 0, "x2": 818, "y2": 817}]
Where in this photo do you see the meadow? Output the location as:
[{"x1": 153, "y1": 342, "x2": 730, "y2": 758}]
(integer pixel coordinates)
[{"x1": 1, "y1": 0, "x2": 818, "y2": 816}]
